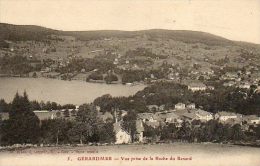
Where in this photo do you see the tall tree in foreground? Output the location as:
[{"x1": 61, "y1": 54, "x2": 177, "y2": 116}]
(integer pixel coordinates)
[
  {"x1": 68, "y1": 104, "x2": 98, "y2": 144},
  {"x1": 96, "y1": 122, "x2": 115, "y2": 143},
  {"x1": 1, "y1": 92, "x2": 40, "y2": 145},
  {"x1": 0, "y1": 99, "x2": 10, "y2": 112},
  {"x1": 41, "y1": 119, "x2": 71, "y2": 145}
]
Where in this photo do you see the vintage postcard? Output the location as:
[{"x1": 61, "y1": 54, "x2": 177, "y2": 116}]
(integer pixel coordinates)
[{"x1": 0, "y1": 0, "x2": 260, "y2": 165}]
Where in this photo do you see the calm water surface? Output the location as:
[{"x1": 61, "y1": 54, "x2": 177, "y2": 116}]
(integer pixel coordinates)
[{"x1": 0, "y1": 77, "x2": 146, "y2": 105}]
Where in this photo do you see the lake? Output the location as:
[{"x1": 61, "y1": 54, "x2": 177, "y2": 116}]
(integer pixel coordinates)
[{"x1": 0, "y1": 77, "x2": 146, "y2": 105}]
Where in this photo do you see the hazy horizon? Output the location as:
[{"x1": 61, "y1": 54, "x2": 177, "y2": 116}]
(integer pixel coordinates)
[{"x1": 0, "y1": 0, "x2": 260, "y2": 44}]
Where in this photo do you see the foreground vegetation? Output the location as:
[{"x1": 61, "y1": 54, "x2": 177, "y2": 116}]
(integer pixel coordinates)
[
  {"x1": 0, "y1": 83, "x2": 260, "y2": 146},
  {"x1": 0, "y1": 93, "x2": 115, "y2": 146}
]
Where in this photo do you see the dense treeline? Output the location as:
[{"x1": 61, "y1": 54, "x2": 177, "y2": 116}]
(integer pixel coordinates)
[
  {"x1": 192, "y1": 87, "x2": 260, "y2": 115},
  {"x1": 40, "y1": 104, "x2": 114, "y2": 145},
  {"x1": 0, "y1": 40, "x2": 9, "y2": 48},
  {"x1": 57, "y1": 58, "x2": 115, "y2": 74},
  {"x1": 0, "y1": 93, "x2": 115, "y2": 146},
  {"x1": 0, "y1": 99, "x2": 76, "y2": 112},
  {"x1": 118, "y1": 63, "x2": 174, "y2": 84},
  {"x1": 0, "y1": 23, "x2": 55, "y2": 42},
  {"x1": 134, "y1": 82, "x2": 260, "y2": 115},
  {"x1": 121, "y1": 70, "x2": 149, "y2": 84},
  {"x1": 145, "y1": 120, "x2": 260, "y2": 143},
  {"x1": 87, "y1": 72, "x2": 103, "y2": 81},
  {"x1": 0, "y1": 99, "x2": 9, "y2": 112},
  {"x1": 125, "y1": 47, "x2": 167, "y2": 59},
  {"x1": 93, "y1": 94, "x2": 148, "y2": 113},
  {"x1": 104, "y1": 73, "x2": 118, "y2": 84},
  {"x1": 0, "y1": 55, "x2": 35, "y2": 75},
  {"x1": 92, "y1": 82, "x2": 260, "y2": 116}
]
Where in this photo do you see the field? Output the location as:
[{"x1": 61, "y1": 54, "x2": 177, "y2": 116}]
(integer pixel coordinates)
[{"x1": 1, "y1": 143, "x2": 260, "y2": 166}]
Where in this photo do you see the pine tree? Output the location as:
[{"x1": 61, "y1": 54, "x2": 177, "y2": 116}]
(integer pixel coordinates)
[{"x1": 1, "y1": 92, "x2": 40, "y2": 145}]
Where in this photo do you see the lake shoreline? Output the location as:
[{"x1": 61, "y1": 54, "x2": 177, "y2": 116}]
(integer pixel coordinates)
[
  {"x1": 0, "y1": 75, "x2": 146, "y2": 86},
  {"x1": 0, "y1": 77, "x2": 146, "y2": 105}
]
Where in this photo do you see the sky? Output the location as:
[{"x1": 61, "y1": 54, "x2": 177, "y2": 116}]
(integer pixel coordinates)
[{"x1": 0, "y1": 0, "x2": 260, "y2": 44}]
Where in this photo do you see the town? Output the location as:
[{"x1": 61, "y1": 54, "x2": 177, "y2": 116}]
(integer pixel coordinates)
[
  {"x1": 0, "y1": 23, "x2": 260, "y2": 147},
  {"x1": 1, "y1": 1, "x2": 260, "y2": 166}
]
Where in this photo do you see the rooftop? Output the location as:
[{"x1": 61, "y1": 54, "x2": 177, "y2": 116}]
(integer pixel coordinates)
[
  {"x1": 217, "y1": 111, "x2": 239, "y2": 116},
  {"x1": 195, "y1": 109, "x2": 212, "y2": 116}
]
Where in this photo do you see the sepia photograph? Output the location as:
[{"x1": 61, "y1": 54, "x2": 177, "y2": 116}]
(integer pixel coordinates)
[{"x1": 0, "y1": 0, "x2": 260, "y2": 165}]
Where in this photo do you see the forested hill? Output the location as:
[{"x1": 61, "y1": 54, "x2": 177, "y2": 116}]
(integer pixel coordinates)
[
  {"x1": 0, "y1": 23, "x2": 59, "y2": 41},
  {"x1": 0, "y1": 22, "x2": 239, "y2": 46},
  {"x1": 64, "y1": 29, "x2": 234, "y2": 46}
]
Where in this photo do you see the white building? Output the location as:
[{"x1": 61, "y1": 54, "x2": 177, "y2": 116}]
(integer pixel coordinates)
[
  {"x1": 165, "y1": 112, "x2": 182, "y2": 124},
  {"x1": 195, "y1": 109, "x2": 214, "y2": 121},
  {"x1": 207, "y1": 86, "x2": 215, "y2": 90},
  {"x1": 175, "y1": 103, "x2": 186, "y2": 110},
  {"x1": 186, "y1": 103, "x2": 196, "y2": 109},
  {"x1": 215, "y1": 111, "x2": 241, "y2": 122},
  {"x1": 238, "y1": 82, "x2": 251, "y2": 89},
  {"x1": 113, "y1": 58, "x2": 119, "y2": 65},
  {"x1": 33, "y1": 110, "x2": 57, "y2": 121},
  {"x1": 251, "y1": 118, "x2": 260, "y2": 124},
  {"x1": 243, "y1": 115, "x2": 260, "y2": 125},
  {"x1": 188, "y1": 83, "x2": 207, "y2": 92},
  {"x1": 113, "y1": 122, "x2": 131, "y2": 144}
]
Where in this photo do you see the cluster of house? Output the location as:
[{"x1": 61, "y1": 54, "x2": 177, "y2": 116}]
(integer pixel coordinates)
[
  {"x1": 110, "y1": 51, "x2": 142, "y2": 71},
  {"x1": 111, "y1": 103, "x2": 260, "y2": 144},
  {"x1": 1, "y1": 103, "x2": 260, "y2": 144},
  {"x1": 189, "y1": 66, "x2": 215, "y2": 80},
  {"x1": 137, "y1": 103, "x2": 212, "y2": 129},
  {"x1": 166, "y1": 61, "x2": 217, "y2": 82},
  {"x1": 162, "y1": 65, "x2": 260, "y2": 92},
  {"x1": 222, "y1": 71, "x2": 260, "y2": 90}
]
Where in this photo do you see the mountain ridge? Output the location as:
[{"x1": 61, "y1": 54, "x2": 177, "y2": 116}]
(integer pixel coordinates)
[{"x1": 0, "y1": 22, "x2": 243, "y2": 47}]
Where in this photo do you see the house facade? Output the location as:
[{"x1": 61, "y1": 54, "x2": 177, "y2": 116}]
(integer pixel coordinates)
[
  {"x1": 165, "y1": 112, "x2": 183, "y2": 127},
  {"x1": 33, "y1": 110, "x2": 57, "y2": 121},
  {"x1": 195, "y1": 109, "x2": 214, "y2": 121},
  {"x1": 238, "y1": 82, "x2": 251, "y2": 89},
  {"x1": 243, "y1": 115, "x2": 260, "y2": 125},
  {"x1": 215, "y1": 111, "x2": 241, "y2": 122},
  {"x1": 175, "y1": 103, "x2": 186, "y2": 110},
  {"x1": 113, "y1": 122, "x2": 131, "y2": 144},
  {"x1": 186, "y1": 103, "x2": 196, "y2": 109},
  {"x1": 188, "y1": 83, "x2": 207, "y2": 92}
]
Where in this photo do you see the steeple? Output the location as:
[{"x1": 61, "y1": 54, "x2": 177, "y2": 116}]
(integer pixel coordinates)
[{"x1": 114, "y1": 108, "x2": 118, "y2": 123}]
